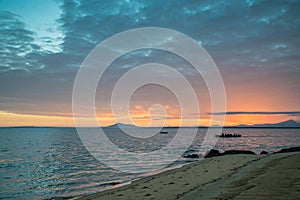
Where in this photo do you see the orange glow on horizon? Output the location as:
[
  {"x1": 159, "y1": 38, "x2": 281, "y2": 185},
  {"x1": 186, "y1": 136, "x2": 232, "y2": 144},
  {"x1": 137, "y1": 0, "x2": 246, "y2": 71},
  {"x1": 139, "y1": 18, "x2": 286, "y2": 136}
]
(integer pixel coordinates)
[
  {"x1": 0, "y1": 110, "x2": 298, "y2": 127},
  {"x1": 0, "y1": 111, "x2": 76, "y2": 127}
]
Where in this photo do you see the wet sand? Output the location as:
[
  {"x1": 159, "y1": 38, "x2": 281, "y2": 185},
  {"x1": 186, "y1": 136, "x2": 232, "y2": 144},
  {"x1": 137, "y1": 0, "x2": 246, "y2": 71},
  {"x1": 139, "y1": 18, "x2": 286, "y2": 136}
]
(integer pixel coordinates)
[{"x1": 79, "y1": 152, "x2": 300, "y2": 200}]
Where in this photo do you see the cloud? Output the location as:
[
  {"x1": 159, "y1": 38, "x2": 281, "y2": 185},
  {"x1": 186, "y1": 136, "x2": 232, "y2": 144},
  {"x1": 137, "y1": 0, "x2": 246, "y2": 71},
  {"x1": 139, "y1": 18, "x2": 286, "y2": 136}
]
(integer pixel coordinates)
[
  {"x1": 57, "y1": 0, "x2": 300, "y2": 72},
  {"x1": 0, "y1": 11, "x2": 43, "y2": 72},
  {"x1": 0, "y1": 0, "x2": 300, "y2": 119}
]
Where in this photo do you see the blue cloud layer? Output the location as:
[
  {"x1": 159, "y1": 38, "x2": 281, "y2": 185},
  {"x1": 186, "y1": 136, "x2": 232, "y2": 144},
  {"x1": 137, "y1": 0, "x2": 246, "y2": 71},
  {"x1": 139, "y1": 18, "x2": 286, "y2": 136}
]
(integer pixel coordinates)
[{"x1": 0, "y1": 0, "x2": 300, "y2": 116}]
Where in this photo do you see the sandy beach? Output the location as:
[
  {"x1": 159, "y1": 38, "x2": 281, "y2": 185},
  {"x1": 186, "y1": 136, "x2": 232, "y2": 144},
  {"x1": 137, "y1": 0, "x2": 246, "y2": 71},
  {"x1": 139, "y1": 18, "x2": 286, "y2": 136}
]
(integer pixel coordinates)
[{"x1": 79, "y1": 151, "x2": 300, "y2": 200}]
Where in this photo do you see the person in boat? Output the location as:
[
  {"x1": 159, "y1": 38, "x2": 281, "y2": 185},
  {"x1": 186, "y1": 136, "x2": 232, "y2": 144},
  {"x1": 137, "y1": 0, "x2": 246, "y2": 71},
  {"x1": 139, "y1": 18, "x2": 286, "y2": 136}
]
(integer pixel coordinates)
[{"x1": 220, "y1": 133, "x2": 241, "y2": 137}]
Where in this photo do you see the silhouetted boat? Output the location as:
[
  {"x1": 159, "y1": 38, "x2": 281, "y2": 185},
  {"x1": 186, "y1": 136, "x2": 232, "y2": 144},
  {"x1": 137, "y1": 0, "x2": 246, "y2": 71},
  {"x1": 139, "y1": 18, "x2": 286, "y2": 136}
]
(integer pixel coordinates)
[
  {"x1": 218, "y1": 133, "x2": 241, "y2": 138},
  {"x1": 160, "y1": 131, "x2": 168, "y2": 134}
]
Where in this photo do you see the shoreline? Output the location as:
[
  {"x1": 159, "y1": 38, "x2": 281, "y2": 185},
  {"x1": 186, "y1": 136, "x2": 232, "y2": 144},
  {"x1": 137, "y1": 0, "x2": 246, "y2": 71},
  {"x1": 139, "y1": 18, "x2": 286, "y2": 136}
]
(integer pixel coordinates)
[{"x1": 78, "y1": 148, "x2": 300, "y2": 200}]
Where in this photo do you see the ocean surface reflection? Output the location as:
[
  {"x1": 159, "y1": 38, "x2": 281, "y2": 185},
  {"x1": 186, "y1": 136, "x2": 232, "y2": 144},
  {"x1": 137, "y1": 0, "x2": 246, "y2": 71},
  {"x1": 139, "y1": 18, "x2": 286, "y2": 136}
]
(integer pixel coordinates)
[{"x1": 0, "y1": 127, "x2": 299, "y2": 199}]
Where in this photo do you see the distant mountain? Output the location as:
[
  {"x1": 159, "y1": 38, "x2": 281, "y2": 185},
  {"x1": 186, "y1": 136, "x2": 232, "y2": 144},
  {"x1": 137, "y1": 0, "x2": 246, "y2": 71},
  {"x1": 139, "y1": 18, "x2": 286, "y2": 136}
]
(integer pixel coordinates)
[
  {"x1": 253, "y1": 119, "x2": 300, "y2": 127},
  {"x1": 274, "y1": 120, "x2": 300, "y2": 127},
  {"x1": 105, "y1": 120, "x2": 300, "y2": 128},
  {"x1": 105, "y1": 123, "x2": 138, "y2": 128}
]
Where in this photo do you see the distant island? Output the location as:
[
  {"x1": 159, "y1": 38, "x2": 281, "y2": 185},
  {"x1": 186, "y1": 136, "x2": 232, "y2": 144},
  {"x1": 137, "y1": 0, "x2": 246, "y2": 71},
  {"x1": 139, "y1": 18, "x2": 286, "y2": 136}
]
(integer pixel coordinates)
[
  {"x1": 105, "y1": 123, "x2": 139, "y2": 129},
  {"x1": 105, "y1": 120, "x2": 300, "y2": 129},
  {"x1": 236, "y1": 119, "x2": 300, "y2": 128}
]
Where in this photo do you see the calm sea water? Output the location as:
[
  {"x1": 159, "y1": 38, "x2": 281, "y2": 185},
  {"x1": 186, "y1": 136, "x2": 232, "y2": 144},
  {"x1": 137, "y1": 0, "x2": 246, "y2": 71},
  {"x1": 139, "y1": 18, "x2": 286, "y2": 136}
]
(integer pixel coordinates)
[{"x1": 0, "y1": 127, "x2": 299, "y2": 199}]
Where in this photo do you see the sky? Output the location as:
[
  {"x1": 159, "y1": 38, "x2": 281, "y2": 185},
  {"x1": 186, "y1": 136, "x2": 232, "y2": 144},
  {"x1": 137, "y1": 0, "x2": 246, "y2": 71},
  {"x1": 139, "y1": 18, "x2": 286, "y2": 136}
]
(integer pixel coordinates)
[{"x1": 0, "y1": 0, "x2": 300, "y2": 127}]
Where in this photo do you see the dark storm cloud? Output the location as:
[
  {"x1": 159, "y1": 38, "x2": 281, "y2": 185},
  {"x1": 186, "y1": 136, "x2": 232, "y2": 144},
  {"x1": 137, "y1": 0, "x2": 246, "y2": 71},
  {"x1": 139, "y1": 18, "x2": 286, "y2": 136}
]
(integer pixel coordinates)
[{"x1": 0, "y1": 0, "x2": 300, "y2": 116}]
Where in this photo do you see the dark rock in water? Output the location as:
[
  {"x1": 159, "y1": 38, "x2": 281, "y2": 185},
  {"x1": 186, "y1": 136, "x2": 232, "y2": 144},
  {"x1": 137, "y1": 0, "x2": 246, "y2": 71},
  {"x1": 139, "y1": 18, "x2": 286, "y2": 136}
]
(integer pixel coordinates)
[
  {"x1": 223, "y1": 150, "x2": 256, "y2": 155},
  {"x1": 184, "y1": 154, "x2": 200, "y2": 158},
  {"x1": 107, "y1": 181, "x2": 121, "y2": 186},
  {"x1": 184, "y1": 149, "x2": 198, "y2": 154},
  {"x1": 274, "y1": 147, "x2": 300, "y2": 154},
  {"x1": 204, "y1": 149, "x2": 222, "y2": 158},
  {"x1": 260, "y1": 151, "x2": 268, "y2": 154},
  {"x1": 98, "y1": 181, "x2": 121, "y2": 187},
  {"x1": 204, "y1": 149, "x2": 256, "y2": 158}
]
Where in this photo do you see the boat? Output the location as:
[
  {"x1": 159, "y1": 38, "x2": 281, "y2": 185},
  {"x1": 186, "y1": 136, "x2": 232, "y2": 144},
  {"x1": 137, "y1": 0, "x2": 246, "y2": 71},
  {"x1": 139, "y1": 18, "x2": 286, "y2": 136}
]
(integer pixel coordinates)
[
  {"x1": 218, "y1": 133, "x2": 241, "y2": 138},
  {"x1": 160, "y1": 131, "x2": 168, "y2": 134}
]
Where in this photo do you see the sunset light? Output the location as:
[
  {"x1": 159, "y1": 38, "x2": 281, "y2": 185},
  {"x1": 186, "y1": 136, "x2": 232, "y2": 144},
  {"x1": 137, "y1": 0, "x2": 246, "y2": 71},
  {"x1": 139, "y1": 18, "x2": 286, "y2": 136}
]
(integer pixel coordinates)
[{"x1": 1, "y1": 1, "x2": 300, "y2": 199}]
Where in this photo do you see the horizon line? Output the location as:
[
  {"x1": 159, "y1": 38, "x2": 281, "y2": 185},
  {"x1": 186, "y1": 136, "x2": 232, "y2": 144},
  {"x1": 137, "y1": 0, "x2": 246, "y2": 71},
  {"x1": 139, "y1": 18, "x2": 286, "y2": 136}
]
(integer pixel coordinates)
[{"x1": 209, "y1": 111, "x2": 300, "y2": 115}]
